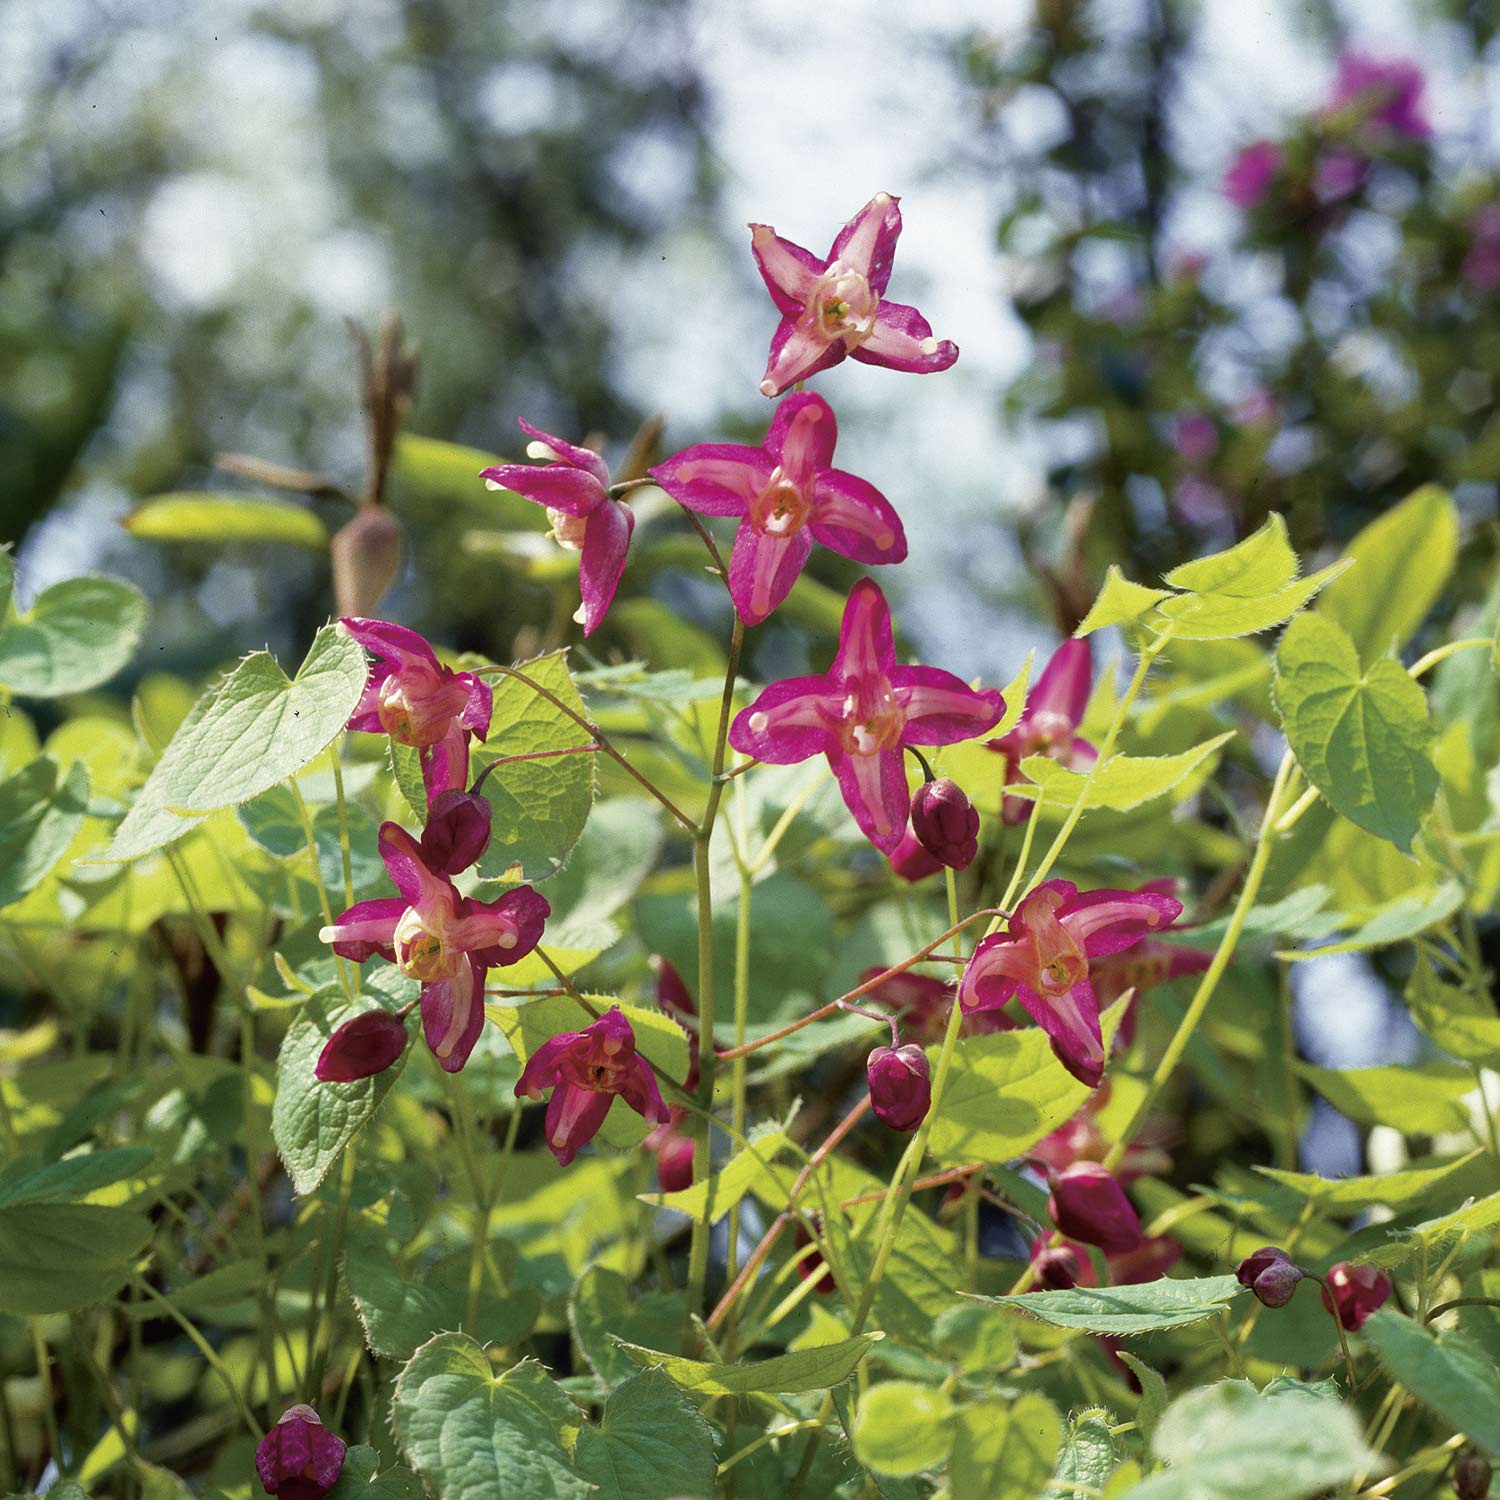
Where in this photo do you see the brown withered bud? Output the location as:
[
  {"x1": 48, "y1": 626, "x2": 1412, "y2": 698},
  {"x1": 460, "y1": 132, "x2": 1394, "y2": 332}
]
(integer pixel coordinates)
[{"x1": 330, "y1": 504, "x2": 406, "y2": 618}]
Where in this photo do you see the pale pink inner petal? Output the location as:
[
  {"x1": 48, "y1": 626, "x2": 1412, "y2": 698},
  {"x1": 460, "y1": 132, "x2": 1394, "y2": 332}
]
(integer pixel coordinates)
[
  {"x1": 762, "y1": 318, "x2": 840, "y2": 398},
  {"x1": 966, "y1": 938, "x2": 1038, "y2": 993},
  {"x1": 776, "y1": 400, "x2": 831, "y2": 489},
  {"x1": 832, "y1": 581, "x2": 894, "y2": 682},
  {"x1": 894, "y1": 681, "x2": 995, "y2": 722},
  {"x1": 750, "y1": 226, "x2": 822, "y2": 307},
  {"x1": 1065, "y1": 898, "x2": 1172, "y2": 945},
  {"x1": 831, "y1": 193, "x2": 897, "y2": 281},
  {"x1": 810, "y1": 477, "x2": 900, "y2": 554},
  {"x1": 431, "y1": 958, "x2": 477, "y2": 1061},
  {"x1": 844, "y1": 750, "x2": 899, "y2": 839},
  {"x1": 319, "y1": 913, "x2": 400, "y2": 947},
  {"x1": 672, "y1": 451, "x2": 771, "y2": 503},
  {"x1": 746, "y1": 684, "x2": 844, "y2": 736},
  {"x1": 446, "y1": 907, "x2": 519, "y2": 955}
]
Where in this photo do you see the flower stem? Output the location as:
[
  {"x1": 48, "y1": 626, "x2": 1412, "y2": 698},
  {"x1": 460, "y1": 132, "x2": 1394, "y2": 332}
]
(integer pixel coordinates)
[
  {"x1": 328, "y1": 742, "x2": 355, "y2": 910},
  {"x1": 723, "y1": 782, "x2": 754, "y2": 1346},
  {"x1": 29, "y1": 1321, "x2": 63, "y2": 1479}
]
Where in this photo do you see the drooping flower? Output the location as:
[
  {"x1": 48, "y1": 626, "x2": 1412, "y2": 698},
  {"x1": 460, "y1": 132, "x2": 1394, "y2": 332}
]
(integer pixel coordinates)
[
  {"x1": 1223, "y1": 141, "x2": 1281, "y2": 208},
  {"x1": 867, "y1": 1043, "x2": 931, "y2": 1132},
  {"x1": 1030, "y1": 1087, "x2": 1172, "y2": 1183},
  {"x1": 341, "y1": 619, "x2": 492, "y2": 798},
  {"x1": 986, "y1": 639, "x2": 1096, "y2": 825},
  {"x1": 644, "y1": 959, "x2": 698, "y2": 1191},
  {"x1": 319, "y1": 822, "x2": 549, "y2": 1074},
  {"x1": 514, "y1": 1007, "x2": 670, "y2": 1167},
  {"x1": 315, "y1": 1009, "x2": 410, "y2": 1083},
  {"x1": 1027, "y1": 1232, "x2": 1180, "y2": 1292},
  {"x1": 650, "y1": 393, "x2": 906, "y2": 625},
  {"x1": 419, "y1": 788, "x2": 493, "y2": 875},
  {"x1": 1236, "y1": 1246, "x2": 1305, "y2": 1309},
  {"x1": 479, "y1": 421, "x2": 633, "y2": 635},
  {"x1": 1327, "y1": 53, "x2": 1431, "y2": 140},
  {"x1": 794, "y1": 1217, "x2": 837, "y2": 1294},
  {"x1": 1030, "y1": 1239, "x2": 1083, "y2": 1291},
  {"x1": 255, "y1": 1405, "x2": 346, "y2": 1500},
  {"x1": 729, "y1": 580, "x2": 1004, "y2": 854},
  {"x1": 749, "y1": 192, "x2": 959, "y2": 397},
  {"x1": 909, "y1": 778, "x2": 980, "y2": 871},
  {"x1": 887, "y1": 827, "x2": 944, "y2": 882},
  {"x1": 860, "y1": 966, "x2": 1015, "y2": 1045},
  {"x1": 1047, "y1": 1162, "x2": 1142, "y2": 1253},
  {"x1": 1320, "y1": 1261, "x2": 1391, "y2": 1332},
  {"x1": 959, "y1": 878, "x2": 1183, "y2": 1087}
]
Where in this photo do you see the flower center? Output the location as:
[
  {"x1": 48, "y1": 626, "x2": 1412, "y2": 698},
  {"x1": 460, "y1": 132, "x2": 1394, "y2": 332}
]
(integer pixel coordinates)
[
  {"x1": 393, "y1": 905, "x2": 460, "y2": 984},
  {"x1": 748, "y1": 470, "x2": 812, "y2": 538},
  {"x1": 809, "y1": 262, "x2": 879, "y2": 348},
  {"x1": 1021, "y1": 888, "x2": 1089, "y2": 996},
  {"x1": 839, "y1": 677, "x2": 905, "y2": 756},
  {"x1": 547, "y1": 508, "x2": 590, "y2": 551},
  {"x1": 376, "y1": 667, "x2": 467, "y2": 748}
]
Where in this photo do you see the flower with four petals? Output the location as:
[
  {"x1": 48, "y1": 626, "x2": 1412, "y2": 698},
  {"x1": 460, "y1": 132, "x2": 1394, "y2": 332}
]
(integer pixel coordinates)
[{"x1": 987, "y1": 638, "x2": 1097, "y2": 825}]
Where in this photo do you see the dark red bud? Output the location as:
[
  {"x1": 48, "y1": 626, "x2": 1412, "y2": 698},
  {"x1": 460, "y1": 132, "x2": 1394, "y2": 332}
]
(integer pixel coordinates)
[
  {"x1": 867, "y1": 1043, "x2": 932, "y2": 1132},
  {"x1": 655, "y1": 1129, "x2": 695, "y2": 1195},
  {"x1": 1454, "y1": 1449, "x2": 1492, "y2": 1500},
  {"x1": 1030, "y1": 1240, "x2": 1082, "y2": 1291},
  {"x1": 314, "y1": 1010, "x2": 409, "y2": 1083},
  {"x1": 1320, "y1": 1260, "x2": 1391, "y2": 1332},
  {"x1": 255, "y1": 1404, "x2": 347, "y2": 1500},
  {"x1": 910, "y1": 778, "x2": 980, "y2": 871},
  {"x1": 887, "y1": 828, "x2": 944, "y2": 882},
  {"x1": 330, "y1": 504, "x2": 406, "y2": 619},
  {"x1": 1235, "y1": 1246, "x2": 1305, "y2": 1308},
  {"x1": 1048, "y1": 1162, "x2": 1142, "y2": 1253},
  {"x1": 794, "y1": 1219, "x2": 836, "y2": 1294},
  {"x1": 420, "y1": 789, "x2": 492, "y2": 874}
]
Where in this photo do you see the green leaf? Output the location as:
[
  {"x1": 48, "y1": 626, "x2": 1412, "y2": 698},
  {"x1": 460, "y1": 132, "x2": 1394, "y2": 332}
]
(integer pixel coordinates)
[
  {"x1": 573, "y1": 1370, "x2": 716, "y2": 1500},
  {"x1": 1362, "y1": 1312, "x2": 1500, "y2": 1456},
  {"x1": 949, "y1": 1393, "x2": 1061, "y2": 1500},
  {"x1": 0, "y1": 1146, "x2": 154, "y2": 1208},
  {"x1": 639, "y1": 1125, "x2": 793, "y2": 1221},
  {"x1": 272, "y1": 990, "x2": 412, "y2": 1194},
  {"x1": 0, "y1": 1202, "x2": 152, "y2": 1312},
  {"x1": 1406, "y1": 959, "x2": 1500, "y2": 1069},
  {"x1": 569, "y1": 1267, "x2": 688, "y2": 1389},
  {"x1": 345, "y1": 1243, "x2": 539, "y2": 1361},
  {"x1": 1404, "y1": 1192, "x2": 1500, "y2": 1250},
  {"x1": 0, "y1": 756, "x2": 89, "y2": 908},
  {"x1": 1320, "y1": 486, "x2": 1459, "y2": 662},
  {"x1": 392, "y1": 1337, "x2": 589, "y2": 1500},
  {"x1": 1274, "y1": 612, "x2": 1438, "y2": 852},
  {"x1": 124, "y1": 494, "x2": 328, "y2": 549},
  {"x1": 1163, "y1": 515, "x2": 1298, "y2": 597},
  {"x1": 925, "y1": 1005, "x2": 1124, "y2": 1165},
  {"x1": 389, "y1": 740, "x2": 427, "y2": 821},
  {"x1": 1011, "y1": 733, "x2": 1233, "y2": 811},
  {"x1": 613, "y1": 1333, "x2": 883, "y2": 1395},
  {"x1": 1279, "y1": 881, "x2": 1464, "y2": 959},
  {"x1": 325, "y1": 1445, "x2": 426, "y2": 1500},
  {"x1": 1075, "y1": 567, "x2": 1170, "y2": 637},
  {"x1": 1296, "y1": 1062, "x2": 1475, "y2": 1135},
  {"x1": 0, "y1": 548, "x2": 12, "y2": 624},
  {"x1": 0, "y1": 576, "x2": 147, "y2": 698},
  {"x1": 975, "y1": 1274, "x2": 1246, "y2": 1335},
  {"x1": 1048, "y1": 1408, "x2": 1117, "y2": 1498},
  {"x1": 473, "y1": 652, "x2": 596, "y2": 882},
  {"x1": 852, "y1": 1383, "x2": 953, "y2": 1477},
  {"x1": 1154, "y1": 561, "x2": 1349, "y2": 640},
  {"x1": 1253, "y1": 1150, "x2": 1483, "y2": 1212},
  {"x1": 1115, "y1": 1353, "x2": 1167, "y2": 1441},
  {"x1": 1127, "y1": 1380, "x2": 1378, "y2": 1500},
  {"x1": 96, "y1": 625, "x2": 369, "y2": 863}
]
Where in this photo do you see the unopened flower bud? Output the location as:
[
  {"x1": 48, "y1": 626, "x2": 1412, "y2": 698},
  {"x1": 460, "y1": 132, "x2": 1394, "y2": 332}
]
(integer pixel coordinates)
[
  {"x1": 1029, "y1": 1239, "x2": 1082, "y2": 1291},
  {"x1": 1235, "y1": 1246, "x2": 1305, "y2": 1308},
  {"x1": 887, "y1": 828, "x2": 943, "y2": 882},
  {"x1": 867, "y1": 1043, "x2": 931, "y2": 1132},
  {"x1": 909, "y1": 778, "x2": 980, "y2": 871},
  {"x1": 1454, "y1": 1449, "x2": 1492, "y2": 1500},
  {"x1": 794, "y1": 1218, "x2": 836, "y2": 1293},
  {"x1": 330, "y1": 504, "x2": 405, "y2": 619},
  {"x1": 255, "y1": 1405, "x2": 347, "y2": 1500},
  {"x1": 1048, "y1": 1161, "x2": 1142, "y2": 1253},
  {"x1": 314, "y1": 1010, "x2": 409, "y2": 1083},
  {"x1": 655, "y1": 1128, "x2": 695, "y2": 1195},
  {"x1": 1320, "y1": 1260, "x2": 1391, "y2": 1332},
  {"x1": 420, "y1": 789, "x2": 492, "y2": 874}
]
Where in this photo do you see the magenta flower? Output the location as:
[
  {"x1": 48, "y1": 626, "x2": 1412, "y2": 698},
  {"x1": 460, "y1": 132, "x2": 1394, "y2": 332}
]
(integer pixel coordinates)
[
  {"x1": 1321, "y1": 1261, "x2": 1391, "y2": 1332},
  {"x1": 909, "y1": 777, "x2": 979, "y2": 871},
  {"x1": 514, "y1": 1006, "x2": 670, "y2": 1166},
  {"x1": 886, "y1": 828, "x2": 944, "y2": 883},
  {"x1": 867, "y1": 1043, "x2": 931, "y2": 1132},
  {"x1": 1237, "y1": 1246, "x2": 1305, "y2": 1309},
  {"x1": 418, "y1": 789, "x2": 493, "y2": 876},
  {"x1": 342, "y1": 619, "x2": 492, "y2": 798},
  {"x1": 650, "y1": 393, "x2": 906, "y2": 625},
  {"x1": 319, "y1": 822, "x2": 549, "y2": 1073},
  {"x1": 315, "y1": 1009, "x2": 410, "y2": 1083},
  {"x1": 749, "y1": 192, "x2": 959, "y2": 397},
  {"x1": 479, "y1": 421, "x2": 633, "y2": 635},
  {"x1": 987, "y1": 638, "x2": 1097, "y2": 825},
  {"x1": 645, "y1": 1112, "x2": 695, "y2": 1193},
  {"x1": 1047, "y1": 1161, "x2": 1142, "y2": 1253},
  {"x1": 1223, "y1": 141, "x2": 1281, "y2": 208},
  {"x1": 959, "y1": 878, "x2": 1183, "y2": 1087},
  {"x1": 1328, "y1": 53, "x2": 1430, "y2": 140},
  {"x1": 255, "y1": 1406, "x2": 346, "y2": 1500},
  {"x1": 729, "y1": 581, "x2": 1004, "y2": 854}
]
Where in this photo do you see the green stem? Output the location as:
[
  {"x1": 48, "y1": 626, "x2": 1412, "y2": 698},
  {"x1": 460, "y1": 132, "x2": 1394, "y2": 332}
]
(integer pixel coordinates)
[
  {"x1": 724, "y1": 782, "x2": 754, "y2": 1352},
  {"x1": 308, "y1": 1142, "x2": 357, "y2": 1402},
  {"x1": 328, "y1": 742, "x2": 356, "y2": 910},
  {"x1": 1409, "y1": 637, "x2": 1491, "y2": 677},
  {"x1": 30, "y1": 1320, "x2": 63, "y2": 1479},
  {"x1": 289, "y1": 779, "x2": 356, "y2": 1002},
  {"x1": 134, "y1": 1279, "x2": 263, "y2": 1438}
]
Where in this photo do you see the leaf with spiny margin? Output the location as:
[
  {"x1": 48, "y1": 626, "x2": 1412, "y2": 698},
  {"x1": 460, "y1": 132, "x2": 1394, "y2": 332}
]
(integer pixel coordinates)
[
  {"x1": 1075, "y1": 567, "x2": 1171, "y2": 637},
  {"x1": 573, "y1": 1370, "x2": 717, "y2": 1499},
  {"x1": 325, "y1": 1445, "x2": 426, "y2": 1500},
  {"x1": 1009, "y1": 733, "x2": 1233, "y2": 811},
  {"x1": 1154, "y1": 561, "x2": 1350, "y2": 640},
  {"x1": 974, "y1": 1274, "x2": 1246, "y2": 1335},
  {"x1": 1402, "y1": 1192, "x2": 1500, "y2": 1251},
  {"x1": 124, "y1": 494, "x2": 328, "y2": 549},
  {"x1": 272, "y1": 988, "x2": 413, "y2": 1195},
  {"x1": 472, "y1": 651, "x2": 596, "y2": 883},
  {"x1": 949, "y1": 1393, "x2": 1061, "y2": 1500},
  {"x1": 0, "y1": 575, "x2": 148, "y2": 698},
  {"x1": 1116, "y1": 1353, "x2": 1168, "y2": 1441},
  {"x1": 93, "y1": 624, "x2": 368, "y2": 863},
  {"x1": 612, "y1": 1333, "x2": 882, "y2": 1395},
  {"x1": 1320, "y1": 485, "x2": 1458, "y2": 663},
  {"x1": 1048, "y1": 1409, "x2": 1117, "y2": 1499},
  {"x1": 392, "y1": 1337, "x2": 589, "y2": 1500},
  {"x1": 1278, "y1": 881, "x2": 1463, "y2": 959},
  {"x1": 569, "y1": 1266, "x2": 689, "y2": 1389},
  {"x1": 1163, "y1": 514, "x2": 1298, "y2": 597},
  {"x1": 0, "y1": 756, "x2": 89, "y2": 908},
  {"x1": 1362, "y1": 1312, "x2": 1500, "y2": 1456},
  {"x1": 639, "y1": 1124, "x2": 793, "y2": 1220},
  {"x1": 1253, "y1": 1150, "x2": 1482, "y2": 1212},
  {"x1": 1274, "y1": 612, "x2": 1438, "y2": 853}
]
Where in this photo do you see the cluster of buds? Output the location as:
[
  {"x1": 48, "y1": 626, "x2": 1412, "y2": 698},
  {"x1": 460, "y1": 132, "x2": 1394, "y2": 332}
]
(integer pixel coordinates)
[{"x1": 1235, "y1": 1247, "x2": 1392, "y2": 1332}]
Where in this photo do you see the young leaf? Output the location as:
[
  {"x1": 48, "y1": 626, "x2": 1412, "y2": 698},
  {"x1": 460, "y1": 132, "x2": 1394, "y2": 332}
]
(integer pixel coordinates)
[
  {"x1": 1163, "y1": 513, "x2": 1298, "y2": 597},
  {"x1": 1274, "y1": 612, "x2": 1438, "y2": 853},
  {"x1": 612, "y1": 1333, "x2": 883, "y2": 1394},
  {"x1": 1010, "y1": 733, "x2": 1233, "y2": 811},
  {"x1": 573, "y1": 1369, "x2": 717, "y2": 1500},
  {"x1": 639, "y1": 1125, "x2": 793, "y2": 1221},
  {"x1": 948, "y1": 1393, "x2": 1060, "y2": 1499},
  {"x1": 1254, "y1": 1150, "x2": 1482, "y2": 1212},
  {"x1": 1295, "y1": 1062, "x2": 1474, "y2": 1135},
  {"x1": 1153, "y1": 561, "x2": 1349, "y2": 640},
  {"x1": 325, "y1": 1445, "x2": 426, "y2": 1500},
  {"x1": 974, "y1": 1274, "x2": 1246, "y2": 1335},
  {"x1": 0, "y1": 756, "x2": 89, "y2": 908},
  {"x1": 1049, "y1": 1409, "x2": 1117, "y2": 1499},
  {"x1": 0, "y1": 576, "x2": 148, "y2": 698},
  {"x1": 1116, "y1": 1353, "x2": 1168, "y2": 1441},
  {"x1": 1075, "y1": 567, "x2": 1170, "y2": 637},
  {"x1": 1362, "y1": 1311, "x2": 1500, "y2": 1457},
  {"x1": 852, "y1": 1383, "x2": 953, "y2": 1476},
  {"x1": 124, "y1": 494, "x2": 329, "y2": 549}
]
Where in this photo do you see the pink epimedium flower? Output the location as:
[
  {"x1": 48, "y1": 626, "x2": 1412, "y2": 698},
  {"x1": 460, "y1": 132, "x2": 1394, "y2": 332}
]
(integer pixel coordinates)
[
  {"x1": 1223, "y1": 141, "x2": 1281, "y2": 208},
  {"x1": 959, "y1": 878, "x2": 1183, "y2": 1087},
  {"x1": 1321, "y1": 1260, "x2": 1391, "y2": 1332},
  {"x1": 514, "y1": 1007, "x2": 670, "y2": 1167},
  {"x1": 987, "y1": 638, "x2": 1097, "y2": 825},
  {"x1": 650, "y1": 393, "x2": 907, "y2": 625},
  {"x1": 749, "y1": 192, "x2": 959, "y2": 397},
  {"x1": 728, "y1": 580, "x2": 1005, "y2": 854},
  {"x1": 319, "y1": 822, "x2": 549, "y2": 1073},
  {"x1": 1327, "y1": 53, "x2": 1431, "y2": 140},
  {"x1": 479, "y1": 421, "x2": 633, "y2": 636},
  {"x1": 255, "y1": 1406, "x2": 346, "y2": 1500},
  {"x1": 341, "y1": 619, "x2": 492, "y2": 798}
]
